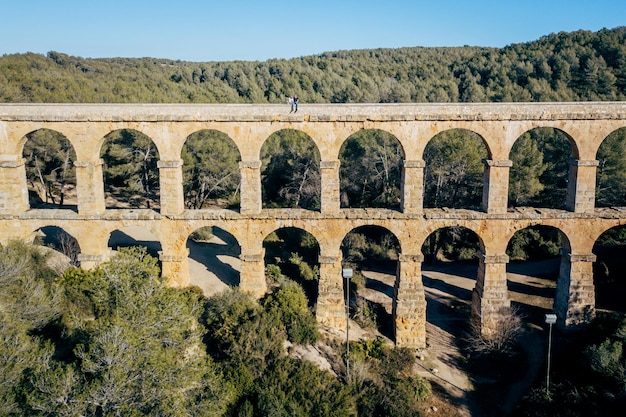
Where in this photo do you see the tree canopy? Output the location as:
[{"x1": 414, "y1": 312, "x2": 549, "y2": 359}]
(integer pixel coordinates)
[{"x1": 1, "y1": 27, "x2": 624, "y2": 104}]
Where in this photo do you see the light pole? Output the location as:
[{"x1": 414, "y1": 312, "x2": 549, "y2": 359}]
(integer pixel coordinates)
[
  {"x1": 342, "y1": 268, "x2": 353, "y2": 381},
  {"x1": 545, "y1": 313, "x2": 557, "y2": 395}
]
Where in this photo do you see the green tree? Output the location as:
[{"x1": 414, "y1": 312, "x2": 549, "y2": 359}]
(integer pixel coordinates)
[
  {"x1": 423, "y1": 129, "x2": 487, "y2": 209},
  {"x1": 261, "y1": 130, "x2": 321, "y2": 210},
  {"x1": 51, "y1": 247, "x2": 235, "y2": 416},
  {"x1": 596, "y1": 127, "x2": 626, "y2": 207},
  {"x1": 23, "y1": 129, "x2": 77, "y2": 207},
  {"x1": 509, "y1": 128, "x2": 572, "y2": 208},
  {"x1": 0, "y1": 241, "x2": 64, "y2": 416},
  {"x1": 256, "y1": 357, "x2": 354, "y2": 417},
  {"x1": 340, "y1": 129, "x2": 403, "y2": 209},
  {"x1": 182, "y1": 130, "x2": 241, "y2": 209},
  {"x1": 101, "y1": 129, "x2": 160, "y2": 209},
  {"x1": 263, "y1": 280, "x2": 319, "y2": 344}
]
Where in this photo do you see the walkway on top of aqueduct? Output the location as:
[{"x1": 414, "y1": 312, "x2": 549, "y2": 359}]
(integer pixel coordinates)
[{"x1": 2, "y1": 102, "x2": 626, "y2": 348}]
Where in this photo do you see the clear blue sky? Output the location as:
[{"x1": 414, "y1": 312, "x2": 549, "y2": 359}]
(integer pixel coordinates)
[{"x1": 1, "y1": 0, "x2": 624, "y2": 62}]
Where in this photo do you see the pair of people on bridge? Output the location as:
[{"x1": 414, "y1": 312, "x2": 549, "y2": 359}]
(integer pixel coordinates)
[{"x1": 287, "y1": 95, "x2": 299, "y2": 113}]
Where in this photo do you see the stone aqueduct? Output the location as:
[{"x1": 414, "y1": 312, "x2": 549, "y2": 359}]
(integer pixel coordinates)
[{"x1": 2, "y1": 102, "x2": 626, "y2": 349}]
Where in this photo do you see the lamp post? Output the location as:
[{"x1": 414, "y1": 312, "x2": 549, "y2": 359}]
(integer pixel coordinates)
[
  {"x1": 545, "y1": 313, "x2": 557, "y2": 395},
  {"x1": 342, "y1": 268, "x2": 353, "y2": 380}
]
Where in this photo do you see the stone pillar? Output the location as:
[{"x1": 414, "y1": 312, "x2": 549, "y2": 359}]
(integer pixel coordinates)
[
  {"x1": 320, "y1": 160, "x2": 340, "y2": 214},
  {"x1": 554, "y1": 252, "x2": 596, "y2": 326},
  {"x1": 158, "y1": 159, "x2": 184, "y2": 215},
  {"x1": 74, "y1": 159, "x2": 106, "y2": 215},
  {"x1": 239, "y1": 160, "x2": 262, "y2": 214},
  {"x1": 239, "y1": 249, "x2": 267, "y2": 298},
  {"x1": 77, "y1": 253, "x2": 109, "y2": 270},
  {"x1": 471, "y1": 253, "x2": 511, "y2": 338},
  {"x1": 316, "y1": 255, "x2": 346, "y2": 330},
  {"x1": 393, "y1": 254, "x2": 427, "y2": 348},
  {"x1": 565, "y1": 159, "x2": 599, "y2": 213},
  {"x1": 160, "y1": 250, "x2": 189, "y2": 287},
  {"x1": 0, "y1": 157, "x2": 28, "y2": 214},
  {"x1": 482, "y1": 159, "x2": 512, "y2": 214},
  {"x1": 401, "y1": 160, "x2": 425, "y2": 214}
]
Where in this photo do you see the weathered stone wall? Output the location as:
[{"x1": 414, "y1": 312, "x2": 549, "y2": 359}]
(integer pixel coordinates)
[{"x1": 1, "y1": 102, "x2": 626, "y2": 349}]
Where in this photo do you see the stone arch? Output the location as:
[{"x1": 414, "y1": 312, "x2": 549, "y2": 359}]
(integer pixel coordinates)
[
  {"x1": 21, "y1": 128, "x2": 78, "y2": 210},
  {"x1": 341, "y1": 224, "x2": 401, "y2": 340},
  {"x1": 181, "y1": 129, "x2": 242, "y2": 210},
  {"x1": 263, "y1": 226, "x2": 321, "y2": 306},
  {"x1": 421, "y1": 226, "x2": 483, "y2": 333},
  {"x1": 592, "y1": 225, "x2": 626, "y2": 312},
  {"x1": 260, "y1": 129, "x2": 321, "y2": 211},
  {"x1": 505, "y1": 224, "x2": 567, "y2": 324},
  {"x1": 100, "y1": 129, "x2": 160, "y2": 209},
  {"x1": 595, "y1": 127, "x2": 626, "y2": 207},
  {"x1": 33, "y1": 225, "x2": 81, "y2": 268},
  {"x1": 186, "y1": 225, "x2": 241, "y2": 296},
  {"x1": 339, "y1": 128, "x2": 405, "y2": 210},
  {"x1": 508, "y1": 127, "x2": 575, "y2": 209},
  {"x1": 422, "y1": 129, "x2": 489, "y2": 210}
]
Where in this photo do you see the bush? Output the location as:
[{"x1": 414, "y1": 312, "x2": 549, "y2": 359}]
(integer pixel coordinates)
[
  {"x1": 256, "y1": 357, "x2": 354, "y2": 417},
  {"x1": 189, "y1": 226, "x2": 214, "y2": 242},
  {"x1": 263, "y1": 281, "x2": 319, "y2": 344},
  {"x1": 464, "y1": 308, "x2": 525, "y2": 358}
]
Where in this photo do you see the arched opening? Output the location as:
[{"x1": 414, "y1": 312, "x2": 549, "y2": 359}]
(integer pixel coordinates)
[
  {"x1": 508, "y1": 127, "x2": 574, "y2": 209},
  {"x1": 423, "y1": 129, "x2": 488, "y2": 210},
  {"x1": 22, "y1": 129, "x2": 77, "y2": 210},
  {"x1": 596, "y1": 127, "x2": 626, "y2": 208},
  {"x1": 263, "y1": 227, "x2": 320, "y2": 306},
  {"x1": 260, "y1": 129, "x2": 321, "y2": 210},
  {"x1": 182, "y1": 130, "x2": 241, "y2": 210},
  {"x1": 341, "y1": 225, "x2": 400, "y2": 340},
  {"x1": 506, "y1": 225, "x2": 563, "y2": 324},
  {"x1": 33, "y1": 225, "x2": 81, "y2": 268},
  {"x1": 108, "y1": 226, "x2": 162, "y2": 264},
  {"x1": 593, "y1": 226, "x2": 626, "y2": 312},
  {"x1": 100, "y1": 129, "x2": 160, "y2": 209},
  {"x1": 339, "y1": 129, "x2": 404, "y2": 210},
  {"x1": 421, "y1": 226, "x2": 480, "y2": 335},
  {"x1": 186, "y1": 226, "x2": 241, "y2": 297}
]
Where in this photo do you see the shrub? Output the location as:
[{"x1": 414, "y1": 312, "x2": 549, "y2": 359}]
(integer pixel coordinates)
[
  {"x1": 189, "y1": 226, "x2": 214, "y2": 242},
  {"x1": 464, "y1": 308, "x2": 525, "y2": 358},
  {"x1": 256, "y1": 357, "x2": 354, "y2": 417},
  {"x1": 264, "y1": 281, "x2": 319, "y2": 344}
]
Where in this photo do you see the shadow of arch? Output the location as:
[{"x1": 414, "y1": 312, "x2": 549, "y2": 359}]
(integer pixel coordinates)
[
  {"x1": 182, "y1": 130, "x2": 241, "y2": 210},
  {"x1": 421, "y1": 226, "x2": 480, "y2": 335},
  {"x1": 22, "y1": 129, "x2": 78, "y2": 211},
  {"x1": 263, "y1": 226, "x2": 320, "y2": 306},
  {"x1": 34, "y1": 225, "x2": 81, "y2": 268},
  {"x1": 186, "y1": 226, "x2": 241, "y2": 297},
  {"x1": 260, "y1": 129, "x2": 321, "y2": 211},
  {"x1": 341, "y1": 225, "x2": 400, "y2": 341},
  {"x1": 423, "y1": 129, "x2": 489, "y2": 210},
  {"x1": 108, "y1": 226, "x2": 163, "y2": 264},
  {"x1": 596, "y1": 127, "x2": 626, "y2": 208},
  {"x1": 100, "y1": 129, "x2": 160, "y2": 210},
  {"x1": 506, "y1": 225, "x2": 563, "y2": 325},
  {"x1": 339, "y1": 129, "x2": 404, "y2": 210},
  {"x1": 508, "y1": 127, "x2": 574, "y2": 210},
  {"x1": 593, "y1": 225, "x2": 626, "y2": 312}
]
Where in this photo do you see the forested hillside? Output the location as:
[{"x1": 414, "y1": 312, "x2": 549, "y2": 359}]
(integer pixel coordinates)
[{"x1": 1, "y1": 27, "x2": 625, "y2": 103}]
